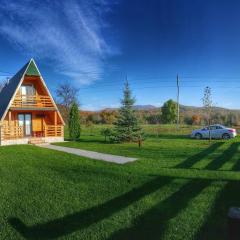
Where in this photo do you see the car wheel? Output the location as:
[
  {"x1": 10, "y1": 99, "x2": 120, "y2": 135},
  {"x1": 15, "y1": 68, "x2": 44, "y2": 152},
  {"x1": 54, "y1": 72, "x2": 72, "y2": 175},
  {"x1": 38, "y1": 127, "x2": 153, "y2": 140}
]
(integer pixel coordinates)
[
  {"x1": 195, "y1": 133, "x2": 202, "y2": 139},
  {"x1": 222, "y1": 133, "x2": 230, "y2": 140}
]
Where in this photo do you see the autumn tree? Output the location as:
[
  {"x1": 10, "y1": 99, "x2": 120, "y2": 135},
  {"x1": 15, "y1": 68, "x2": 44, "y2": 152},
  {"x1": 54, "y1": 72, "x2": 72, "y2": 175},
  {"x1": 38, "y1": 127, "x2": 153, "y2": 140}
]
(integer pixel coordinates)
[
  {"x1": 100, "y1": 110, "x2": 117, "y2": 124},
  {"x1": 192, "y1": 114, "x2": 201, "y2": 125}
]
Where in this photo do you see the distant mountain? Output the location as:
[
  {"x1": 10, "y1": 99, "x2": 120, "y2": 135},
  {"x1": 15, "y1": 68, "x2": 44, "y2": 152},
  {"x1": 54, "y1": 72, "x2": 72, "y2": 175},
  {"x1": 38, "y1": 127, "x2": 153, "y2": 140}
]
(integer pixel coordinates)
[
  {"x1": 133, "y1": 105, "x2": 157, "y2": 110},
  {"x1": 179, "y1": 104, "x2": 240, "y2": 114},
  {"x1": 102, "y1": 105, "x2": 157, "y2": 111},
  {"x1": 90, "y1": 104, "x2": 240, "y2": 113}
]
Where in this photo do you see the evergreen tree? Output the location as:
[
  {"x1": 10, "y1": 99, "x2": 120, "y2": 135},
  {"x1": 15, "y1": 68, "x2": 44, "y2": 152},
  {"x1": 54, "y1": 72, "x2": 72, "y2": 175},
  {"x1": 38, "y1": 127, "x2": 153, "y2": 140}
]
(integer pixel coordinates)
[
  {"x1": 161, "y1": 99, "x2": 177, "y2": 124},
  {"x1": 113, "y1": 81, "x2": 143, "y2": 142},
  {"x1": 68, "y1": 101, "x2": 81, "y2": 140}
]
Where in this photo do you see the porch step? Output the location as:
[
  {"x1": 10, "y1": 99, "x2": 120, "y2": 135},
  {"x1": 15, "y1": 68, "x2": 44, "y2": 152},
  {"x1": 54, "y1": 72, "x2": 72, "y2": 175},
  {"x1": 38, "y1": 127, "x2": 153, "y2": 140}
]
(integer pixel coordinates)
[{"x1": 28, "y1": 138, "x2": 45, "y2": 145}]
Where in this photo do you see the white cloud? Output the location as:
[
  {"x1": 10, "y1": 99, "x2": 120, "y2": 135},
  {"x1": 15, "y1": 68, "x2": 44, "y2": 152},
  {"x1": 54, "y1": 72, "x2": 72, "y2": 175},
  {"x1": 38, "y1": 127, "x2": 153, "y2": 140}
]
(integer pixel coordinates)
[{"x1": 0, "y1": 0, "x2": 119, "y2": 85}]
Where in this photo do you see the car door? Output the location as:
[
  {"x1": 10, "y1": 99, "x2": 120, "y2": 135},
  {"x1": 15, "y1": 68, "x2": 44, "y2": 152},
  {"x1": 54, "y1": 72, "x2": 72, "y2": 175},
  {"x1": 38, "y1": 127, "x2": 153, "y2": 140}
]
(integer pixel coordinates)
[
  {"x1": 215, "y1": 126, "x2": 224, "y2": 138},
  {"x1": 201, "y1": 127, "x2": 209, "y2": 138},
  {"x1": 209, "y1": 126, "x2": 217, "y2": 138}
]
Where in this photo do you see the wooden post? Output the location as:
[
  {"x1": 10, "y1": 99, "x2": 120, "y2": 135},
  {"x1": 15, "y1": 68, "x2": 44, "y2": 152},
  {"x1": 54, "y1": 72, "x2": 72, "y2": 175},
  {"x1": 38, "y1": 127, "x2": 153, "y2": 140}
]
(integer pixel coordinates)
[
  {"x1": 8, "y1": 111, "x2": 12, "y2": 138},
  {"x1": 54, "y1": 111, "x2": 57, "y2": 136},
  {"x1": 61, "y1": 126, "x2": 63, "y2": 137},
  {"x1": 138, "y1": 135, "x2": 142, "y2": 148}
]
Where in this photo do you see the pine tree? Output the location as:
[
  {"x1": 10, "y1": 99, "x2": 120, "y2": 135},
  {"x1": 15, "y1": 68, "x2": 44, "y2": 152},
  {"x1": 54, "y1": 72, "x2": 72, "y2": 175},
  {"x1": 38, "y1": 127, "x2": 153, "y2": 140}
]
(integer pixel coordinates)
[
  {"x1": 69, "y1": 101, "x2": 81, "y2": 140},
  {"x1": 113, "y1": 81, "x2": 143, "y2": 142}
]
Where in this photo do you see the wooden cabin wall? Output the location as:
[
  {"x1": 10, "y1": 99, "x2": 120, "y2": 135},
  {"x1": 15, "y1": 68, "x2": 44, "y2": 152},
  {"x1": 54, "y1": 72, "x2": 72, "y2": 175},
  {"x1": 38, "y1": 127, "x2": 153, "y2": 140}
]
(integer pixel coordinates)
[
  {"x1": 16, "y1": 76, "x2": 49, "y2": 96},
  {"x1": 3, "y1": 111, "x2": 61, "y2": 128}
]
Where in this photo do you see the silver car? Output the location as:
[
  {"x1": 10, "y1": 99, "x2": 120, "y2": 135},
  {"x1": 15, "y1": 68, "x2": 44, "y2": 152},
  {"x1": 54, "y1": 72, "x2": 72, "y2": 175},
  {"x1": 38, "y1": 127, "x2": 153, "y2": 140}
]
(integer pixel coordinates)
[{"x1": 191, "y1": 124, "x2": 237, "y2": 140}]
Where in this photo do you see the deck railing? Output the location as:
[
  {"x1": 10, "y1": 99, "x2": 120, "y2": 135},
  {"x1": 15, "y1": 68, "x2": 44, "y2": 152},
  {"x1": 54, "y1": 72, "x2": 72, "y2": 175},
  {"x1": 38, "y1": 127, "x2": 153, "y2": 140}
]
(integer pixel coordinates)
[
  {"x1": 2, "y1": 126, "x2": 24, "y2": 140},
  {"x1": 1, "y1": 125, "x2": 63, "y2": 140},
  {"x1": 44, "y1": 125, "x2": 63, "y2": 137},
  {"x1": 12, "y1": 95, "x2": 54, "y2": 108}
]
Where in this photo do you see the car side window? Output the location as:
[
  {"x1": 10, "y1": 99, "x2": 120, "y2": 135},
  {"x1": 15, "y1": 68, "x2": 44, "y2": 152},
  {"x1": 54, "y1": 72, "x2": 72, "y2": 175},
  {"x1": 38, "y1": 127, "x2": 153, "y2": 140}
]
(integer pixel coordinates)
[
  {"x1": 210, "y1": 126, "x2": 217, "y2": 130},
  {"x1": 216, "y1": 126, "x2": 223, "y2": 129}
]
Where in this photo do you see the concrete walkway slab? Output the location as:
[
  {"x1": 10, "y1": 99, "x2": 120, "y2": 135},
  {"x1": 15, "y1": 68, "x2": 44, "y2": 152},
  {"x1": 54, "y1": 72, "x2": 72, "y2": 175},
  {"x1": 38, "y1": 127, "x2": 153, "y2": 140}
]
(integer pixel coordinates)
[{"x1": 38, "y1": 144, "x2": 137, "y2": 164}]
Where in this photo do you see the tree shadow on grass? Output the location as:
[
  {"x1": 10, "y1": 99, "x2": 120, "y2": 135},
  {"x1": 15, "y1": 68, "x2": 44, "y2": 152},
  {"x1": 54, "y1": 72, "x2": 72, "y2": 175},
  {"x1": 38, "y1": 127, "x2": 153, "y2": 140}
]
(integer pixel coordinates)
[
  {"x1": 195, "y1": 181, "x2": 240, "y2": 240},
  {"x1": 175, "y1": 142, "x2": 224, "y2": 169},
  {"x1": 194, "y1": 150, "x2": 240, "y2": 240},
  {"x1": 204, "y1": 142, "x2": 240, "y2": 170},
  {"x1": 109, "y1": 179, "x2": 209, "y2": 240},
  {"x1": 9, "y1": 176, "x2": 173, "y2": 239},
  {"x1": 109, "y1": 143, "x2": 240, "y2": 240}
]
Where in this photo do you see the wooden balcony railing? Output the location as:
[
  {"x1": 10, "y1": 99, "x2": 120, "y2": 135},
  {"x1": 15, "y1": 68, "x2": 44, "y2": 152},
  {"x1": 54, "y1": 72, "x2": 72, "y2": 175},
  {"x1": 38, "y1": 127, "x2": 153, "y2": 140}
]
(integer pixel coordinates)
[
  {"x1": 1, "y1": 126, "x2": 24, "y2": 140},
  {"x1": 44, "y1": 125, "x2": 63, "y2": 137},
  {"x1": 1, "y1": 125, "x2": 63, "y2": 140},
  {"x1": 12, "y1": 95, "x2": 54, "y2": 108}
]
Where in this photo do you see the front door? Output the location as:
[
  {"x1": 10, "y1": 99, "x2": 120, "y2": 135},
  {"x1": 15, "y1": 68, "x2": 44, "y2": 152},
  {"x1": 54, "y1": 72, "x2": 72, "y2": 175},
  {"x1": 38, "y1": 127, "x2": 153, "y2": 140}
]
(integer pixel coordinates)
[{"x1": 18, "y1": 114, "x2": 32, "y2": 136}]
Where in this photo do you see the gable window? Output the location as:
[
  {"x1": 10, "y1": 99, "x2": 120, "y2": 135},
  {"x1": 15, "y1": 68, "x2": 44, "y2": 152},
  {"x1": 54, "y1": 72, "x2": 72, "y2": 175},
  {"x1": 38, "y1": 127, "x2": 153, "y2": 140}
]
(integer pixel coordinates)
[{"x1": 20, "y1": 85, "x2": 35, "y2": 96}]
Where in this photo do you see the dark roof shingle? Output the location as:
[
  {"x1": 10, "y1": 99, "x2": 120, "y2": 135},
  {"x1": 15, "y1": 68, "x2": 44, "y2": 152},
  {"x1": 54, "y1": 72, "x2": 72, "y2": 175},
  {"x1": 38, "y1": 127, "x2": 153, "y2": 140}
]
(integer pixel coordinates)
[{"x1": 0, "y1": 61, "x2": 30, "y2": 121}]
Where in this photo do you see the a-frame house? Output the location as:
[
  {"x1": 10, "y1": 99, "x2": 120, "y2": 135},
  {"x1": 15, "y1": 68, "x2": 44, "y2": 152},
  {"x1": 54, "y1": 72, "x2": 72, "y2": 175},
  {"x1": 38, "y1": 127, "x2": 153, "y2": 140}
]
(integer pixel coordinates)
[{"x1": 0, "y1": 59, "x2": 65, "y2": 145}]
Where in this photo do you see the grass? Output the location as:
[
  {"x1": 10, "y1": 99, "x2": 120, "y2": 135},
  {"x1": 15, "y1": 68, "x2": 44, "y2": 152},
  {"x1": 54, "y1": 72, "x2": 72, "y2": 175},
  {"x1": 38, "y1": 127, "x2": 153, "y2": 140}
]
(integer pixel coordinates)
[{"x1": 1, "y1": 124, "x2": 240, "y2": 239}]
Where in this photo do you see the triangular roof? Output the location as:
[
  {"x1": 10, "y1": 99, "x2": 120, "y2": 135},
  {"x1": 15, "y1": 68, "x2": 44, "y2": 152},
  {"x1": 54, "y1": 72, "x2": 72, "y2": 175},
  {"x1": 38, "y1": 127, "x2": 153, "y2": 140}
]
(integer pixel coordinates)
[{"x1": 0, "y1": 59, "x2": 65, "y2": 125}]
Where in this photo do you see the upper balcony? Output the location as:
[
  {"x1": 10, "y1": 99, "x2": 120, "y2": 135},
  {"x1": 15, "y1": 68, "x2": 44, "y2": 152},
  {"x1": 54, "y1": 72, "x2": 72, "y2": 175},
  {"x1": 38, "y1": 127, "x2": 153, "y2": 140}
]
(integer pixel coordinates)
[{"x1": 11, "y1": 95, "x2": 55, "y2": 109}]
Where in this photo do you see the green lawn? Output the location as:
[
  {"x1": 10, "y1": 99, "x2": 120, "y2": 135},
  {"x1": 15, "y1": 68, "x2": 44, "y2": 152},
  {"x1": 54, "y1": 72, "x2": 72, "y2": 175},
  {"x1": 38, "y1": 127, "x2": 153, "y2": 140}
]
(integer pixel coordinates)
[{"x1": 1, "y1": 125, "x2": 240, "y2": 239}]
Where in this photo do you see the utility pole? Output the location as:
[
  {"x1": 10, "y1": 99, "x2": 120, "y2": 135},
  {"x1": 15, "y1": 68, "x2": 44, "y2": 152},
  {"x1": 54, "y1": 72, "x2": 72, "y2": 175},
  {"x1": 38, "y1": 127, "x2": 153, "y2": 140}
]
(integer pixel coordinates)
[{"x1": 177, "y1": 74, "x2": 180, "y2": 130}]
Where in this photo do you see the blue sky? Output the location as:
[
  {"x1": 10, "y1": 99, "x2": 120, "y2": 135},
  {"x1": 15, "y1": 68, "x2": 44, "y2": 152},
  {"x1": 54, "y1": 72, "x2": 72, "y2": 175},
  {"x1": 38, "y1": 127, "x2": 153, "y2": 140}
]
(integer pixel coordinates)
[{"x1": 1, "y1": 0, "x2": 240, "y2": 110}]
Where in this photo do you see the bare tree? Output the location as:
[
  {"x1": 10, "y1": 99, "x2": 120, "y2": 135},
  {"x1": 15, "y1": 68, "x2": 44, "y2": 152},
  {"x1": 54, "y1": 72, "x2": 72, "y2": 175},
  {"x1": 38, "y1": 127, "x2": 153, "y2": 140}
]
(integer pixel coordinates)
[
  {"x1": 202, "y1": 86, "x2": 213, "y2": 142},
  {"x1": 56, "y1": 82, "x2": 79, "y2": 123}
]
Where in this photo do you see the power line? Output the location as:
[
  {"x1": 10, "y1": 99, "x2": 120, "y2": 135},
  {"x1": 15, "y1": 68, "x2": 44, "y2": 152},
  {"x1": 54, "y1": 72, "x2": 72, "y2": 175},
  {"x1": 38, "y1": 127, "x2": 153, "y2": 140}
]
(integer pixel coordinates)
[
  {"x1": 0, "y1": 70, "x2": 14, "y2": 75},
  {"x1": 77, "y1": 80, "x2": 240, "y2": 90},
  {"x1": 75, "y1": 77, "x2": 240, "y2": 90},
  {"x1": 77, "y1": 85, "x2": 240, "y2": 94}
]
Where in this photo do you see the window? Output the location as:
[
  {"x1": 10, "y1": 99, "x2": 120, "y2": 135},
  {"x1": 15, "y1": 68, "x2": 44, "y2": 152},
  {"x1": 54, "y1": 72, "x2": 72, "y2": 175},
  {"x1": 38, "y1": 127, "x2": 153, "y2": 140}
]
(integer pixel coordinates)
[{"x1": 20, "y1": 85, "x2": 35, "y2": 96}]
